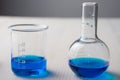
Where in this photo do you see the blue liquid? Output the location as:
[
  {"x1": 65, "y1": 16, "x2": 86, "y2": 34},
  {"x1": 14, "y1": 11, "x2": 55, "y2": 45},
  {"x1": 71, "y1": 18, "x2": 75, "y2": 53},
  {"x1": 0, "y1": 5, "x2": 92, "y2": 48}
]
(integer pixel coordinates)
[
  {"x1": 11, "y1": 55, "x2": 47, "y2": 78},
  {"x1": 69, "y1": 58, "x2": 109, "y2": 78}
]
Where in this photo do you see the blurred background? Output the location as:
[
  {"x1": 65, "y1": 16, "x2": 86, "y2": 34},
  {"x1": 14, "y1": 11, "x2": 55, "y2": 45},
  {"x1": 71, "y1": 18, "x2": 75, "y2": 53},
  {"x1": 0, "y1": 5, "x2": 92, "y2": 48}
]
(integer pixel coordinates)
[
  {"x1": 0, "y1": 0, "x2": 119, "y2": 18},
  {"x1": 0, "y1": 0, "x2": 120, "y2": 80}
]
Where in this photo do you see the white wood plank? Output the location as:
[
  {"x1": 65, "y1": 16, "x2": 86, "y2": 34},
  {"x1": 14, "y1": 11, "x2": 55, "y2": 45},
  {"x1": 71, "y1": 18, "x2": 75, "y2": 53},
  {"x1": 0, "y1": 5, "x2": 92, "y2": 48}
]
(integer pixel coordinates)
[{"x1": 0, "y1": 16, "x2": 119, "y2": 80}]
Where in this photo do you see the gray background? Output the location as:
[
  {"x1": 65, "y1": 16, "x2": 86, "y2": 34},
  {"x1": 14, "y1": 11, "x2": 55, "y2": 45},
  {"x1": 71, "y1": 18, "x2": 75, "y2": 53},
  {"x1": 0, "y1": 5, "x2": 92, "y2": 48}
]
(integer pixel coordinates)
[{"x1": 0, "y1": 0, "x2": 119, "y2": 17}]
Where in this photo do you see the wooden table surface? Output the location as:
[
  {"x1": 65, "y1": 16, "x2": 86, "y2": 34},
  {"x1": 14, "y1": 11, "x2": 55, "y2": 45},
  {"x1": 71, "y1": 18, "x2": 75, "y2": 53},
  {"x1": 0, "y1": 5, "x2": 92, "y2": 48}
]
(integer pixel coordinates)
[{"x1": 0, "y1": 16, "x2": 120, "y2": 80}]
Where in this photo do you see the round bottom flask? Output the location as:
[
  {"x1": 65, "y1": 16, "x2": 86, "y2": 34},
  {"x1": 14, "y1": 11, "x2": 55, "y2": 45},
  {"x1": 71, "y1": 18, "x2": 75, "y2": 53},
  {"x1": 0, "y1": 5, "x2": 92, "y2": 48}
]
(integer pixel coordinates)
[{"x1": 68, "y1": 2, "x2": 110, "y2": 78}]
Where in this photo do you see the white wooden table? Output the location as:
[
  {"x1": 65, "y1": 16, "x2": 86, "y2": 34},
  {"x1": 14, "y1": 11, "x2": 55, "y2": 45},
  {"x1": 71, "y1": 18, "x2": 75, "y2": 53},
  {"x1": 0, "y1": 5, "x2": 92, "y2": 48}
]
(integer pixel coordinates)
[{"x1": 0, "y1": 16, "x2": 120, "y2": 80}]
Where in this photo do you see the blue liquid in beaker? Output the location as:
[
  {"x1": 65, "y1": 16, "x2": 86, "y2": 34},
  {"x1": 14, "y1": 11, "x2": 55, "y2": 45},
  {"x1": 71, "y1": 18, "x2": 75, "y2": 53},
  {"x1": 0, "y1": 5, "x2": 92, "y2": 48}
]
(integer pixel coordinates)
[
  {"x1": 69, "y1": 58, "x2": 109, "y2": 78},
  {"x1": 11, "y1": 55, "x2": 47, "y2": 78}
]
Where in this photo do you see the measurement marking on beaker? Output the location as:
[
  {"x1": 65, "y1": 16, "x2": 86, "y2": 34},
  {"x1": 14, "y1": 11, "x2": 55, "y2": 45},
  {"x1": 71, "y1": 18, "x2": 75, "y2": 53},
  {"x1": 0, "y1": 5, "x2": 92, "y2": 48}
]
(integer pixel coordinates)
[{"x1": 18, "y1": 42, "x2": 26, "y2": 55}]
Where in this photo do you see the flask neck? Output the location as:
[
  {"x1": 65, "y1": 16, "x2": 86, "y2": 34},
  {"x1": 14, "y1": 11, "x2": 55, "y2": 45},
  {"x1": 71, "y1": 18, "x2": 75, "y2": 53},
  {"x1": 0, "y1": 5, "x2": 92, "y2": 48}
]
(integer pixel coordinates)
[{"x1": 80, "y1": 2, "x2": 98, "y2": 42}]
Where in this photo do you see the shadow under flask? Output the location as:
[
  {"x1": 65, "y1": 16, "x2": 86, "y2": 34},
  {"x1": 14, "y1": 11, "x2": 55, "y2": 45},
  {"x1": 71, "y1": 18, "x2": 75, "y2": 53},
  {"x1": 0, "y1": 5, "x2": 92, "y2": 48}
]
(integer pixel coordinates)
[{"x1": 68, "y1": 2, "x2": 110, "y2": 78}]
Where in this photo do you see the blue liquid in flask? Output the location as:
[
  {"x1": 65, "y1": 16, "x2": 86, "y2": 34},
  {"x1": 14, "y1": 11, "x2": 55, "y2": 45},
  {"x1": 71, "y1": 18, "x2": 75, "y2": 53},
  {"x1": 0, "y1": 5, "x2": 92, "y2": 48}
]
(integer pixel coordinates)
[
  {"x1": 11, "y1": 55, "x2": 47, "y2": 78},
  {"x1": 69, "y1": 58, "x2": 109, "y2": 78}
]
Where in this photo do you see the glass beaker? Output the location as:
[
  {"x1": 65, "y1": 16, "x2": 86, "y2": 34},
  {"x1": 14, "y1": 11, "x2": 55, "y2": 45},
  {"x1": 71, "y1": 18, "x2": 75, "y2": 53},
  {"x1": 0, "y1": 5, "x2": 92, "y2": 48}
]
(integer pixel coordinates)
[
  {"x1": 68, "y1": 2, "x2": 110, "y2": 78},
  {"x1": 9, "y1": 24, "x2": 48, "y2": 78}
]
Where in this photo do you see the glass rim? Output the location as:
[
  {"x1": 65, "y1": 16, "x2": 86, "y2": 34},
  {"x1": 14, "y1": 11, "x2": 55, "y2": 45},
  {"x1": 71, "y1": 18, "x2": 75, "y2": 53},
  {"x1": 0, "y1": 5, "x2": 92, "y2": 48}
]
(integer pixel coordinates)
[
  {"x1": 83, "y1": 2, "x2": 98, "y2": 6},
  {"x1": 9, "y1": 24, "x2": 48, "y2": 32}
]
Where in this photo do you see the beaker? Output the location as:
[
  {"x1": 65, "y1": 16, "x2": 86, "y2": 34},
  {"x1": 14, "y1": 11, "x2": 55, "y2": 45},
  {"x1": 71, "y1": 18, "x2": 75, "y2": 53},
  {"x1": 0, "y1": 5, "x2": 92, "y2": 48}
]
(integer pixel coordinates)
[
  {"x1": 9, "y1": 24, "x2": 48, "y2": 78},
  {"x1": 68, "y1": 2, "x2": 110, "y2": 78}
]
